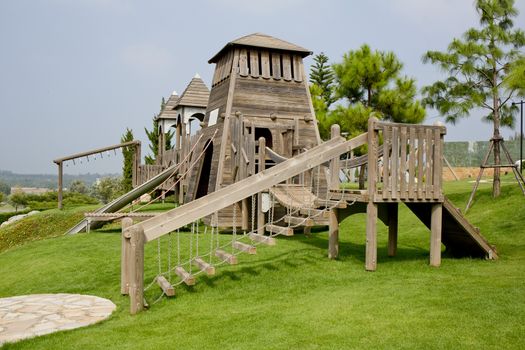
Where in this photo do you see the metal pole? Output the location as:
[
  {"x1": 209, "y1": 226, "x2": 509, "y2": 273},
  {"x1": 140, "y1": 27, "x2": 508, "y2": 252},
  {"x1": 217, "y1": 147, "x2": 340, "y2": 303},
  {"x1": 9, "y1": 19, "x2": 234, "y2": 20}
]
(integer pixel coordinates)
[
  {"x1": 520, "y1": 100, "x2": 523, "y2": 175},
  {"x1": 513, "y1": 101, "x2": 524, "y2": 175}
]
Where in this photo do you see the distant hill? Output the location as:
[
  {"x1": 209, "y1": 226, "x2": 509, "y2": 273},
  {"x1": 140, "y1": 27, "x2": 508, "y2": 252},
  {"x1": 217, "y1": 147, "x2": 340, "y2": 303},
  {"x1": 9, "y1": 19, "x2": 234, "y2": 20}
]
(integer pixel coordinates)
[{"x1": 0, "y1": 170, "x2": 120, "y2": 190}]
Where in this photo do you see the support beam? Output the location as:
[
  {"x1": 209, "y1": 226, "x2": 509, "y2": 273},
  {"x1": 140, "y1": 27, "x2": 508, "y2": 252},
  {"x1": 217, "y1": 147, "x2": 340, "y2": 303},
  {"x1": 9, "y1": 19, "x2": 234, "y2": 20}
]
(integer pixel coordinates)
[
  {"x1": 328, "y1": 209, "x2": 339, "y2": 259},
  {"x1": 127, "y1": 225, "x2": 145, "y2": 314},
  {"x1": 257, "y1": 138, "x2": 266, "y2": 235},
  {"x1": 121, "y1": 217, "x2": 133, "y2": 295},
  {"x1": 365, "y1": 202, "x2": 377, "y2": 271},
  {"x1": 388, "y1": 203, "x2": 398, "y2": 257},
  {"x1": 330, "y1": 125, "x2": 341, "y2": 191},
  {"x1": 430, "y1": 203, "x2": 442, "y2": 267},
  {"x1": 57, "y1": 162, "x2": 63, "y2": 210}
]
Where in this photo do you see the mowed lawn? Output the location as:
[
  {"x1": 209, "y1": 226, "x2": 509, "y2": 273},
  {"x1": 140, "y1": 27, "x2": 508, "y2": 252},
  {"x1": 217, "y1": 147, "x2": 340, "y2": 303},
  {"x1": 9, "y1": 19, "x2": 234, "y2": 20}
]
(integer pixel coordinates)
[{"x1": 0, "y1": 178, "x2": 523, "y2": 349}]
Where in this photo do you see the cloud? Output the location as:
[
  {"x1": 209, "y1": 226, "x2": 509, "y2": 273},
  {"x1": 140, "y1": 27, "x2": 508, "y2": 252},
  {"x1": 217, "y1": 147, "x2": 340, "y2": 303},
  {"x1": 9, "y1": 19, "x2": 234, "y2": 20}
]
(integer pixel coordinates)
[{"x1": 119, "y1": 43, "x2": 174, "y2": 76}]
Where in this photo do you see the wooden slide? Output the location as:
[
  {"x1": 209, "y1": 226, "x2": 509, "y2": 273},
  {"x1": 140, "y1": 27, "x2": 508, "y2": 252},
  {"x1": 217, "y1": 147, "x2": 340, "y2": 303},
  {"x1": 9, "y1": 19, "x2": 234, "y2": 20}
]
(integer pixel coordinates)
[{"x1": 66, "y1": 163, "x2": 181, "y2": 234}]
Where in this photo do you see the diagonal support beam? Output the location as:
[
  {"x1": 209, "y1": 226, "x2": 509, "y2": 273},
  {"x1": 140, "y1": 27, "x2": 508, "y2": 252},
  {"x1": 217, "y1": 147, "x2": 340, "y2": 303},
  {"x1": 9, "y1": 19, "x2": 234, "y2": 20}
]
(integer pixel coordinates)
[{"x1": 130, "y1": 133, "x2": 368, "y2": 243}]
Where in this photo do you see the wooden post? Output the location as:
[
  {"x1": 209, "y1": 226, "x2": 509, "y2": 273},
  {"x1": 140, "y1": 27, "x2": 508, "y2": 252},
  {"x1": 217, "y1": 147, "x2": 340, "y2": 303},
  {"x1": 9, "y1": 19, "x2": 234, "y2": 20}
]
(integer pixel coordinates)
[
  {"x1": 132, "y1": 142, "x2": 141, "y2": 188},
  {"x1": 365, "y1": 202, "x2": 378, "y2": 271},
  {"x1": 57, "y1": 161, "x2": 63, "y2": 210},
  {"x1": 127, "y1": 224, "x2": 145, "y2": 314},
  {"x1": 430, "y1": 203, "x2": 442, "y2": 267},
  {"x1": 328, "y1": 209, "x2": 339, "y2": 259},
  {"x1": 388, "y1": 203, "x2": 398, "y2": 257},
  {"x1": 366, "y1": 117, "x2": 379, "y2": 271},
  {"x1": 121, "y1": 217, "x2": 133, "y2": 295},
  {"x1": 257, "y1": 137, "x2": 266, "y2": 235},
  {"x1": 330, "y1": 124, "x2": 341, "y2": 191},
  {"x1": 241, "y1": 198, "x2": 249, "y2": 231}
]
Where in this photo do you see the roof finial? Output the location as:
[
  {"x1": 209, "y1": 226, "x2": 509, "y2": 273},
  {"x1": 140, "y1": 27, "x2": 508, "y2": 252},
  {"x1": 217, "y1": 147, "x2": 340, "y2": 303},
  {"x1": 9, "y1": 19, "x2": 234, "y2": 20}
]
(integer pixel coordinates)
[{"x1": 194, "y1": 73, "x2": 201, "y2": 79}]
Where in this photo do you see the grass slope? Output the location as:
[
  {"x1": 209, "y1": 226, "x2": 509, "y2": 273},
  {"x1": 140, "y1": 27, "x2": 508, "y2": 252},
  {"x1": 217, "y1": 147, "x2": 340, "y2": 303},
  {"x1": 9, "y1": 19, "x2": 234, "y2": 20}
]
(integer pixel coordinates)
[{"x1": 0, "y1": 179, "x2": 523, "y2": 349}]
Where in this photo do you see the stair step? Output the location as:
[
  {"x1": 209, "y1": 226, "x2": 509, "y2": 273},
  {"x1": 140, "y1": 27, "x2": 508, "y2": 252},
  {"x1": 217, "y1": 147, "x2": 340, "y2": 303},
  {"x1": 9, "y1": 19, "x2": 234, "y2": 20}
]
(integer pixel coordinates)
[
  {"x1": 265, "y1": 224, "x2": 294, "y2": 236},
  {"x1": 192, "y1": 257, "x2": 216, "y2": 276},
  {"x1": 233, "y1": 241, "x2": 257, "y2": 254},
  {"x1": 249, "y1": 233, "x2": 276, "y2": 246},
  {"x1": 284, "y1": 215, "x2": 314, "y2": 227},
  {"x1": 156, "y1": 275, "x2": 175, "y2": 296},
  {"x1": 175, "y1": 266, "x2": 195, "y2": 286},
  {"x1": 215, "y1": 249, "x2": 238, "y2": 265},
  {"x1": 314, "y1": 199, "x2": 347, "y2": 208},
  {"x1": 299, "y1": 208, "x2": 329, "y2": 218}
]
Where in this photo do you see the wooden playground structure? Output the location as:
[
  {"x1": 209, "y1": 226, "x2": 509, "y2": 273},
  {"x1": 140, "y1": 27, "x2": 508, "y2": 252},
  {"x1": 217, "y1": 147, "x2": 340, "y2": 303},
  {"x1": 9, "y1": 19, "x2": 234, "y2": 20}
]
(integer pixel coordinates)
[{"x1": 56, "y1": 34, "x2": 498, "y2": 314}]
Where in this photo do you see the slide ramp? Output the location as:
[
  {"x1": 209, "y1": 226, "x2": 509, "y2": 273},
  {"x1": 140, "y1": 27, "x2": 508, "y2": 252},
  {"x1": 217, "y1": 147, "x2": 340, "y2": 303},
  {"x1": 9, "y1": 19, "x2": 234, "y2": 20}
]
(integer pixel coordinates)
[
  {"x1": 405, "y1": 197, "x2": 497, "y2": 259},
  {"x1": 67, "y1": 164, "x2": 179, "y2": 234}
]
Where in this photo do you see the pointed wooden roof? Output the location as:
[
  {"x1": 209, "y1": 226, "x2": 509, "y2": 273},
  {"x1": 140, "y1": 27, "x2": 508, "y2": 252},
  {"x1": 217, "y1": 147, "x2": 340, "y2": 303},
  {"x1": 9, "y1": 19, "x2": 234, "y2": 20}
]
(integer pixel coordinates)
[
  {"x1": 156, "y1": 92, "x2": 179, "y2": 120},
  {"x1": 209, "y1": 33, "x2": 312, "y2": 63},
  {"x1": 174, "y1": 74, "x2": 210, "y2": 108}
]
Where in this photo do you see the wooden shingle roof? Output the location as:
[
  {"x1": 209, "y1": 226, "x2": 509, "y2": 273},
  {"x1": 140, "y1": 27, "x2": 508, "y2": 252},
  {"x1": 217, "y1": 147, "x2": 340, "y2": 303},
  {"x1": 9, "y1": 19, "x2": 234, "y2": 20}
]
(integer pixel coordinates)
[
  {"x1": 174, "y1": 75, "x2": 210, "y2": 108},
  {"x1": 156, "y1": 92, "x2": 179, "y2": 120},
  {"x1": 209, "y1": 33, "x2": 312, "y2": 63}
]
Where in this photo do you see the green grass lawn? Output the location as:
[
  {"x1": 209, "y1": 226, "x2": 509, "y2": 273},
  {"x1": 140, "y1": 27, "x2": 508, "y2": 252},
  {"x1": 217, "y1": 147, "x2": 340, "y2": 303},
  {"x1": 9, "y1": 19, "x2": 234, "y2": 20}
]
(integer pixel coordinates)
[{"x1": 0, "y1": 178, "x2": 523, "y2": 349}]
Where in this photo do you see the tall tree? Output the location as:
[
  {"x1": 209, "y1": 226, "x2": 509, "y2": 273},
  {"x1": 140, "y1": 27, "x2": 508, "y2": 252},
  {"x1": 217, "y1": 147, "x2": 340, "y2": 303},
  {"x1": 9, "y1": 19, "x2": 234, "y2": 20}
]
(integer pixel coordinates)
[
  {"x1": 332, "y1": 44, "x2": 425, "y2": 137},
  {"x1": 144, "y1": 97, "x2": 174, "y2": 165},
  {"x1": 505, "y1": 56, "x2": 525, "y2": 95},
  {"x1": 422, "y1": 0, "x2": 525, "y2": 197},
  {"x1": 121, "y1": 128, "x2": 134, "y2": 192},
  {"x1": 309, "y1": 52, "x2": 336, "y2": 108}
]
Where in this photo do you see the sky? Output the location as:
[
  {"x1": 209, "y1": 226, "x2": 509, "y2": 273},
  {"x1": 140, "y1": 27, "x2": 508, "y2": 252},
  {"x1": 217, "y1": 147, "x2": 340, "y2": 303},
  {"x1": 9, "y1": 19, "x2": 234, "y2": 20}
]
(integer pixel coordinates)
[{"x1": 1, "y1": 0, "x2": 524, "y2": 175}]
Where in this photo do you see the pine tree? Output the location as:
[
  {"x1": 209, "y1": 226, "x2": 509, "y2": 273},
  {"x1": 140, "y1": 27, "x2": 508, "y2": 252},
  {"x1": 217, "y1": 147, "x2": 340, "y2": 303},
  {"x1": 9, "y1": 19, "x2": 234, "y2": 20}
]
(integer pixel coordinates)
[
  {"x1": 309, "y1": 52, "x2": 336, "y2": 107},
  {"x1": 332, "y1": 44, "x2": 425, "y2": 136},
  {"x1": 144, "y1": 97, "x2": 174, "y2": 164},
  {"x1": 121, "y1": 128, "x2": 134, "y2": 192},
  {"x1": 422, "y1": 0, "x2": 525, "y2": 197}
]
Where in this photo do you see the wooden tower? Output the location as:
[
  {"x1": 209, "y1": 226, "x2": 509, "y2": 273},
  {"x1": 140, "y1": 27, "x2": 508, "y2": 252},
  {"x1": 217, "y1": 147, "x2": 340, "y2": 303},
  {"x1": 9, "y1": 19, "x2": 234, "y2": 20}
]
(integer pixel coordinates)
[
  {"x1": 156, "y1": 74, "x2": 210, "y2": 165},
  {"x1": 185, "y1": 33, "x2": 323, "y2": 227}
]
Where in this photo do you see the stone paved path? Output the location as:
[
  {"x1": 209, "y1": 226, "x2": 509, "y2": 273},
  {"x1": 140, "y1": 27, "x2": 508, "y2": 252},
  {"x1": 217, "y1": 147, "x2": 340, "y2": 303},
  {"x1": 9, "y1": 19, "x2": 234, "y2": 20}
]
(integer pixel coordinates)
[{"x1": 0, "y1": 293, "x2": 116, "y2": 345}]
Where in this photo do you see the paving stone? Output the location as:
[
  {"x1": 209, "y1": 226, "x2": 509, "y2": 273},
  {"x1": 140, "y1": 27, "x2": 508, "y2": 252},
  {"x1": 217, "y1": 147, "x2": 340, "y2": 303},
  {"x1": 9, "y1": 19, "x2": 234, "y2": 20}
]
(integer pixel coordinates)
[{"x1": 0, "y1": 294, "x2": 116, "y2": 345}]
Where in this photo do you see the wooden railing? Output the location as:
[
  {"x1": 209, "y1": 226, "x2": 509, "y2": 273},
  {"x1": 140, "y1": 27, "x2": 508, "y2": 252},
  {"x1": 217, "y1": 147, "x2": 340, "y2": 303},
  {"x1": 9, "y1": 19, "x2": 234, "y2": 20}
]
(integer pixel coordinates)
[{"x1": 368, "y1": 118, "x2": 446, "y2": 202}]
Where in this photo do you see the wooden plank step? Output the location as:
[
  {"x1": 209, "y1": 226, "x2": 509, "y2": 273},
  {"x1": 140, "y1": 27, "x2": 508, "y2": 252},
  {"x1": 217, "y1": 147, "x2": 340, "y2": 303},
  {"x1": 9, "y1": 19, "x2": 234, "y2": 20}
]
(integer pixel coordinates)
[
  {"x1": 284, "y1": 215, "x2": 314, "y2": 227},
  {"x1": 233, "y1": 241, "x2": 257, "y2": 254},
  {"x1": 156, "y1": 275, "x2": 175, "y2": 296},
  {"x1": 249, "y1": 233, "x2": 276, "y2": 246},
  {"x1": 314, "y1": 199, "x2": 347, "y2": 208},
  {"x1": 215, "y1": 249, "x2": 238, "y2": 265},
  {"x1": 311, "y1": 217, "x2": 330, "y2": 225},
  {"x1": 299, "y1": 208, "x2": 329, "y2": 218},
  {"x1": 192, "y1": 257, "x2": 215, "y2": 276},
  {"x1": 265, "y1": 224, "x2": 294, "y2": 236},
  {"x1": 175, "y1": 266, "x2": 195, "y2": 286}
]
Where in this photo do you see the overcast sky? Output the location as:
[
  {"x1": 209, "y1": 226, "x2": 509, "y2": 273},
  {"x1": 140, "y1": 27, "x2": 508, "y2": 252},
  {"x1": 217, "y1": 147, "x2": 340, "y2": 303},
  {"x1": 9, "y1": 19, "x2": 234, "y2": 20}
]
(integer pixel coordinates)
[{"x1": 1, "y1": 0, "x2": 524, "y2": 175}]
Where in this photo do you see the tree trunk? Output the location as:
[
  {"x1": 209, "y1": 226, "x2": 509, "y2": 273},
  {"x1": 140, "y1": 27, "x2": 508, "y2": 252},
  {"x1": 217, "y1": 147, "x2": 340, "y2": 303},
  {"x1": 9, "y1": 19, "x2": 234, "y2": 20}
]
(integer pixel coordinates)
[{"x1": 492, "y1": 68, "x2": 501, "y2": 198}]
